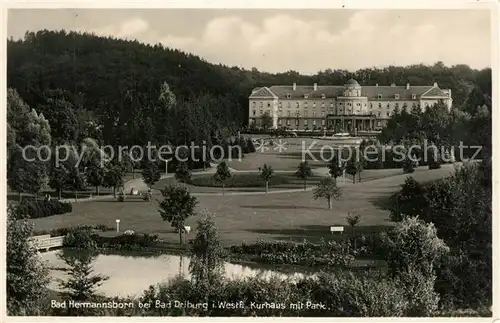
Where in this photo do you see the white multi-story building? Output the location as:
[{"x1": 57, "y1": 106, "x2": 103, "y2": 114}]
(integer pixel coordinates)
[{"x1": 248, "y1": 79, "x2": 452, "y2": 131}]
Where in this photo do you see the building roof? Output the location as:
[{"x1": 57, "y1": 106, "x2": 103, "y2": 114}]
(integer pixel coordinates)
[
  {"x1": 345, "y1": 78, "x2": 359, "y2": 85},
  {"x1": 249, "y1": 83, "x2": 450, "y2": 100},
  {"x1": 249, "y1": 86, "x2": 277, "y2": 98}
]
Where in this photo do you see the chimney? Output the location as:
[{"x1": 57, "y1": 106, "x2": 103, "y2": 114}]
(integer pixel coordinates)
[
  {"x1": 433, "y1": 82, "x2": 438, "y2": 87},
  {"x1": 406, "y1": 83, "x2": 410, "y2": 90},
  {"x1": 313, "y1": 83, "x2": 317, "y2": 91},
  {"x1": 293, "y1": 83, "x2": 297, "y2": 91},
  {"x1": 391, "y1": 83, "x2": 396, "y2": 87}
]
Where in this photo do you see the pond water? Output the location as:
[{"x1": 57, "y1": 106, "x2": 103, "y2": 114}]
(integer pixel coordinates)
[{"x1": 40, "y1": 251, "x2": 314, "y2": 298}]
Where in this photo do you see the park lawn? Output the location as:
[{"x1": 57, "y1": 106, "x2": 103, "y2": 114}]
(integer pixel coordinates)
[
  {"x1": 28, "y1": 165, "x2": 456, "y2": 247},
  {"x1": 186, "y1": 173, "x2": 324, "y2": 188}
]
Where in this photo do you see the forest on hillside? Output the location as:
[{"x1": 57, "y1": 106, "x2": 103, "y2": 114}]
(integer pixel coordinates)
[{"x1": 7, "y1": 29, "x2": 492, "y2": 146}]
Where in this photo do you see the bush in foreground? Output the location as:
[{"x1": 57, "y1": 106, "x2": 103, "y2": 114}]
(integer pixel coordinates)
[{"x1": 16, "y1": 199, "x2": 72, "y2": 219}]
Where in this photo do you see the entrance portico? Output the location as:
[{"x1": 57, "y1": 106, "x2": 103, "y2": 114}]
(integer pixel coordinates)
[{"x1": 326, "y1": 114, "x2": 381, "y2": 132}]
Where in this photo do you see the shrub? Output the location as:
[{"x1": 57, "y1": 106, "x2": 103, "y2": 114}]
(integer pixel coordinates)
[
  {"x1": 96, "y1": 233, "x2": 160, "y2": 250},
  {"x1": 16, "y1": 200, "x2": 72, "y2": 219},
  {"x1": 143, "y1": 191, "x2": 152, "y2": 201},
  {"x1": 63, "y1": 227, "x2": 99, "y2": 249}
]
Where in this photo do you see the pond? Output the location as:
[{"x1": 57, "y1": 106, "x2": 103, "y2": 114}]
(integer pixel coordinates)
[{"x1": 40, "y1": 250, "x2": 316, "y2": 298}]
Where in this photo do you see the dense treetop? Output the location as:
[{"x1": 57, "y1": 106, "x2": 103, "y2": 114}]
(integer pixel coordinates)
[{"x1": 7, "y1": 30, "x2": 491, "y2": 146}]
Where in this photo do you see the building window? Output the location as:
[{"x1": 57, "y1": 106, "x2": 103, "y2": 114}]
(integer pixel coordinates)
[
  {"x1": 313, "y1": 102, "x2": 316, "y2": 108},
  {"x1": 260, "y1": 110, "x2": 263, "y2": 115},
  {"x1": 370, "y1": 103, "x2": 373, "y2": 108},
  {"x1": 252, "y1": 102, "x2": 256, "y2": 107},
  {"x1": 287, "y1": 111, "x2": 291, "y2": 116},
  {"x1": 305, "y1": 102, "x2": 308, "y2": 107},
  {"x1": 322, "y1": 120, "x2": 326, "y2": 126},
  {"x1": 321, "y1": 112, "x2": 325, "y2": 116},
  {"x1": 296, "y1": 102, "x2": 300, "y2": 107},
  {"x1": 304, "y1": 119, "x2": 308, "y2": 126},
  {"x1": 395, "y1": 94, "x2": 399, "y2": 100},
  {"x1": 313, "y1": 120, "x2": 317, "y2": 126},
  {"x1": 356, "y1": 102, "x2": 360, "y2": 106},
  {"x1": 321, "y1": 94, "x2": 326, "y2": 99},
  {"x1": 260, "y1": 102, "x2": 263, "y2": 107},
  {"x1": 412, "y1": 94, "x2": 417, "y2": 100},
  {"x1": 252, "y1": 110, "x2": 256, "y2": 116},
  {"x1": 386, "y1": 111, "x2": 390, "y2": 117},
  {"x1": 378, "y1": 112, "x2": 381, "y2": 117},
  {"x1": 387, "y1": 103, "x2": 390, "y2": 108},
  {"x1": 295, "y1": 119, "x2": 299, "y2": 126},
  {"x1": 412, "y1": 103, "x2": 416, "y2": 108},
  {"x1": 377, "y1": 121, "x2": 381, "y2": 127},
  {"x1": 286, "y1": 120, "x2": 291, "y2": 126},
  {"x1": 322, "y1": 103, "x2": 325, "y2": 108},
  {"x1": 278, "y1": 111, "x2": 283, "y2": 116},
  {"x1": 278, "y1": 119, "x2": 282, "y2": 125},
  {"x1": 378, "y1": 94, "x2": 382, "y2": 99},
  {"x1": 347, "y1": 103, "x2": 351, "y2": 106},
  {"x1": 267, "y1": 103, "x2": 271, "y2": 107},
  {"x1": 279, "y1": 102, "x2": 282, "y2": 107},
  {"x1": 304, "y1": 111, "x2": 308, "y2": 117},
  {"x1": 330, "y1": 103, "x2": 334, "y2": 107},
  {"x1": 286, "y1": 94, "x2": 291, "y2": 99},
  {"x1": 395, "y1": 103, "x2": 399, "y2": 108},
  {"x1": 378, "y1": 103, "x2": 382, "y2": 108},
  {"x1": 339, "y1": 102, "x2": 343, "y2": 106},
  {"x1": 312, "y1": 111, "x2": 316, "y2": 116},
  {"x1": 304, "y1": 94, "x2": 308, "y2": 99},
  {"x1": 266, "y1": 109, "x2": 270, "y2": 114}
]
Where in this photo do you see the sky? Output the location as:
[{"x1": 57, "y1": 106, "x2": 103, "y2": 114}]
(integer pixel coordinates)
[{"x1": 7, "y1": 9, "x2": 492, "y2": 74}]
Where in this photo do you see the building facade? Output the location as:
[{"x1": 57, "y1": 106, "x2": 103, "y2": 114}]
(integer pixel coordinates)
[{"x1": 248, "y1": 79, "x2": 452, "y2": 132}]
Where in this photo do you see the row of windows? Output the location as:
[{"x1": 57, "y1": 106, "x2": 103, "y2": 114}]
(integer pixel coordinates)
[
  {"x1": 252, "y1": 99, "x2": 422, "y2": 109},
  {"x1": 251, "y1": 109, "x2": 393, "y2": 118},
  {"x1": 278, "y1": 119, "x2": 326, "y2": 126}
]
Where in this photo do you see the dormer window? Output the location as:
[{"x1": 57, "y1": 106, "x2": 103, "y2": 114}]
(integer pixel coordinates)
[
  {"x1": 395, "y1": 94, "x2": 400, "y2": 100},
  {"x1": 321, "y1": 94, "x2": 326, "y2": 99},
  {"x1": 304, "y1": 94, "x2": 308, "y2": 99},
  {"x1": 286, "y1": 93, "x2": 291, "y2": 99},
  {"x1": 377, "y1": 94, "x2": 382, "y2": 99},
  {"x1": 412, "y1": 94, "x2": 417, "y2": 100}
]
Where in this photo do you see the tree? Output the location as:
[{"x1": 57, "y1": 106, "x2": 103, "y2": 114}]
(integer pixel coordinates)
[
  {"x1": 158, "y1": 185, "x2": 198, "y2": 244},
  {"x1": 66, "y1": 166, "x2": 87, "y2": 200},
  {"x1": 49, "y1": 164, "x2": 69, "y2": 199},
  {"x1": 213, "y1": 162, "x2": 232, "y2": 195},
  {"x1": 38, "y1": 89, "x2": 79, "y2": 144},
  {"x1": 103, "y1": 163, "x2": 125, "y2": 198},
  {"x1": 189, "y1": 211, "x2": 226, "y2": 287},
  {"x1": 328, "y1": 152, "x2": 345, "y2": 184},
  {"x1": 86, "y1": 163, "x2": 105, "y2": 196},
  {"x1": 345, "y1": 159, "x2": 358, "y2": 184},
  {"x1": 402, "y1": 154, "x2": 416, "y2": 174},
  {"x1": 259, "y1": 164, "x2": 274, "y2": 193},
  {"x1": 261, "y1": 111, "x2": 273, "y2": 130},
  {"x1": 57, "y1": 249, "x2": 109, "y2": 315},
  {"x1": 295, "y1": 161, "x2": 313, "y2": 190},
  {"x1": 380, "y1": 216, "x2": 449, "y2": 316},
  {"x1": 8, "y1": 146, "x2": 48, "y2": 201},
  {"x1": 313, "y1": 176, "x2": 342, "y2": 209},
  {"x1": 175, "y1": 161, "x2": 192, "y2": 184},
  {"x1": 142, "y1": 161, "x2": 162, "y2": 189},
  {"x1": 345, "y1": 212, "x2": 361, "y2": 243},
  {"x1": 7, "y1": 205, "x2": 50, "y2": 315}
]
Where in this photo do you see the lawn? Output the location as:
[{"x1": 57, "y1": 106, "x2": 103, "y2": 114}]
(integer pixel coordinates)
[
  {"x1": 29, "y1": 165, "x2": 457, "y2": 247},
  {"x1": 185, "y1": 173, "x2": 323, "y2": 189}
]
